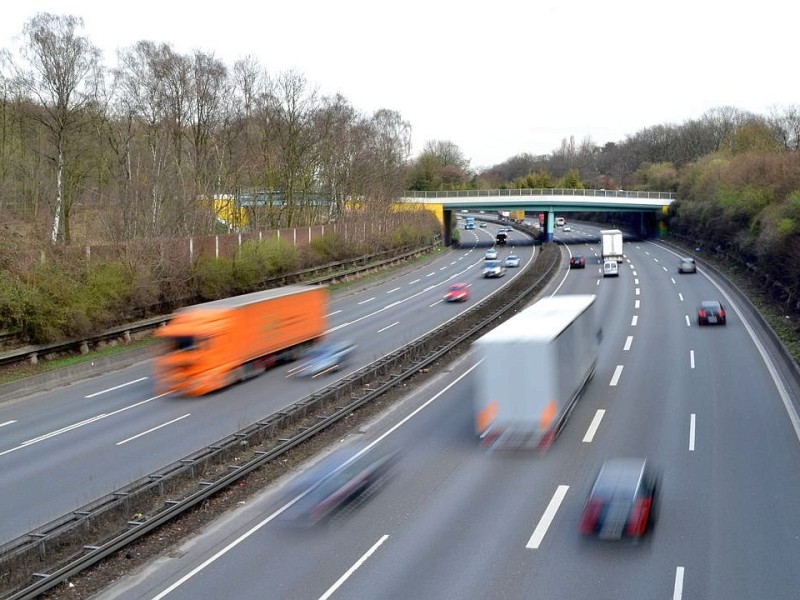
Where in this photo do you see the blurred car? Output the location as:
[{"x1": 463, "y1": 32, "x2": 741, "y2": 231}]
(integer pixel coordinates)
[
  {"x1": 602, "y1": 259, "x2": 619, "y2": 277},
  {"x1": 562, "y1": 225, "x2": 572, "y2": 232},
  {"x1": 580, "y1": 458, "x2": 659, "y2": 540},
  {"x1": 495, "y1": 232, "x2": 508, "y2": 245},
  {"x1": 279, "y1": 443, "x2": 399, "y2": 526},
  {"x1": 444, "y1": 283, "x2": 470, "y2": 302},
  {"x1": 479, "y1": 222, "x2": 488, "y2": 228},
  {"x1": 504, "y1": 254, "x2": 521, "y2": 268},
  {"x1": 483, "y1": 260, "x2": 505, "y2": 278},
  {"x1": 697, "y1": 300, "x2": 726, "y2": 326},
  {"x1": 287, "y1": 341, "x2": 356, "y2": 378},
  {"x1": 484, "y1": 248, "x2": 498, "y2": 260},
  {"x1": 570, "y1": 255, "x2": 586, "y2": 269},
  {"x1": 678, "y1": 257, "x2": 697, "y2": 273}
]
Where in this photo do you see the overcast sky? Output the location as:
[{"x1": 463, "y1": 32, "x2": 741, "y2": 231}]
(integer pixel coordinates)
[{"x1": 2, "y1": 0, "x2": 797, "y2": 169}]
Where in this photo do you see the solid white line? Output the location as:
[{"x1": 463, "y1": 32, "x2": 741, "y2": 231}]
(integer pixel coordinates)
[
  {"x1": 318, "y1": 535, "x2": 390, "y2": 600},
  {"x1": 526, "y1": 485, "x2": 569, "y2": 549},
  {"x1": 624, "y1": 336, "x2": 633, "y2": 351},
  {"x1": 378, "y1": 322, "x2": 399, "y2": 333},
  {"x1": 635, "y1": 300, "x2": 640, "y2": 309},
  {"x1": 631, "y1": 315, "x2": 639, "y2": 326},
  {"x1": 583, "y1": 410, "x2": 606, "y2": 443},
  {"x1": 116, "y1": 414, "x2": 190, "y2": 446},
  {"x1": 690, "y1": 350, "x2": 695, "y2": 369},
  {"x1": 673, "y1": 566, "x2": 685, "y2": 600},
  {"x1": 358, "y1": 297, "x2": 375, "y2": 305},
  {"x1": 635, "y1": 288, "x2": 641, "y2": 296},
  {"x1": 150, "y1": 363, "x2": 483, "y2": 599},
  {"x1": 678, "y1": 293, "x2": 684, "y2": 302},
  {"x1": 689, "y1": 414, "x2": 696, "y2": 451},
  {"x1": 0, "y1": 420, "x2": 17, "y2": 429},
  {"x1": 386, "y1": 287, "x2": 400, "y2": 294},
  {"x1": 685, "y1": 315, "x2": 691, "y2": 327},
  {"x1": 409, "y1": 279, "x2": 420, "y2": 284},
  {"x1": 610, "y1": 365, "x2": 624, "y2": 386},
  {"x1": 85, "y1": 377, "x2": 148, "y2": 398}
]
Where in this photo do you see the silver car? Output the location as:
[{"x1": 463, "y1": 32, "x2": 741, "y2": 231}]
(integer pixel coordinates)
[
  {"x1": 678, "y1": 257, "x2": 697, "y2": 273},
  {"x1": 504, "y1": 254, "x2": 520, "y2": 268},
  {"x1": 483, "y1": 260, "x2": 505, "y2": 278}
]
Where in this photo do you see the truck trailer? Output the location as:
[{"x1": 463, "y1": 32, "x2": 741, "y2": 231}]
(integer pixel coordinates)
[
  {"x1": 600, "y1": 229, "x2": 624, "y2": 263},
  {"x1": 473, "y1": 294, "x2": 598, "y2": 449},
  {"x1": 154, "y1": 285, "x2": 328, "y2": 396}
]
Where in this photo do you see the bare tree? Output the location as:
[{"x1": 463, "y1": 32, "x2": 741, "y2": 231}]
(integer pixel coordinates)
[{"x1": 7, "y1": 12, "x2": 100, "y2": 243}]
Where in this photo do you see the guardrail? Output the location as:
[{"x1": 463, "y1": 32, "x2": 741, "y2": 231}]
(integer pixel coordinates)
[
  {"x1": 404, "y1": 188, "x2": 676, "y2": 200},
  {"x1": 0, "y1": 243, "x2": 559, "y2": 599},
  {"x1": 0, "y1": 243, "x2": 438, "y2": 371}
]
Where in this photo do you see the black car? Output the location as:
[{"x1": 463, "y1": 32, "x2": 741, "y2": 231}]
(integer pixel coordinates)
[
  {"x1": 697, "y1": 300, "x2": 726, "y2": 326},
  {"x1": 495, "y1": 232, "x2": 508, "y2": 245},
  {"x1": 580, "y1": 458, "x2": 659, "y2": 540}
]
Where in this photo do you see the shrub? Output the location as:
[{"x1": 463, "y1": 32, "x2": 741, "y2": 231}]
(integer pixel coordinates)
[{"x1": 194, "y1": 257, "x2": 235, "y2": 300}]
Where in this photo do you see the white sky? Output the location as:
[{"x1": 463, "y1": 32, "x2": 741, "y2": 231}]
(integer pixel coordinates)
[{"x1": 2, "y1": 0, "x2": 797, "y2": 170}]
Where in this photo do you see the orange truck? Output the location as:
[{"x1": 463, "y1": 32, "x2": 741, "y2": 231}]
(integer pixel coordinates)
[{"x1": 154, "y1": 285, "x2": 328, "y2": 396}]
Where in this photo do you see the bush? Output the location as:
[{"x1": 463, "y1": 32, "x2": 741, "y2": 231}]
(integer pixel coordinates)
[
  {"x1": 194, "y1": 257, "x2": 235, "y2": 300},
  {"x1": 308, "y1": 234, "x2": 356, "y2": 263},
  {"x1": 233, "y1": 238, "x2": 300, "y2": 292}
]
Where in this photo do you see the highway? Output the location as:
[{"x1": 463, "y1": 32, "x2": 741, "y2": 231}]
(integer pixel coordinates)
[
  {"x1": 97, "y1": 223, "x2": 800, "y2": 600},
  {"x1": 0, "y1": 219, "x2": 534, "y2": 544}
]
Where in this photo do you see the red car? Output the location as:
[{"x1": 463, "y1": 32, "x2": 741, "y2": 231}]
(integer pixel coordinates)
[
  {"x1": 697, "y1": 300, "x2": 726, "y2": 325},
  {"x1": 570, "y1": 256, "x2": 586, "y2": 269},
  {"x1": 444, "y1": 283, "x2": 470, "y2": 302}
]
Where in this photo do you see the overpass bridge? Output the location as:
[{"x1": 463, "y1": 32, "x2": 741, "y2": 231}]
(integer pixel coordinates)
[{"x1": 400, "y1": 188, "x2": 675, "y2": 243}]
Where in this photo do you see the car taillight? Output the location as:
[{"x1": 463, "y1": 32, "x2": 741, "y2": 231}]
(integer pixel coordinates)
[
  {"x1": 699, "y1": 310, "x2": 707, "y2": 318},
  {"x1": 580, "y1": 500, "x2": 603, "y2": 534},
  {"x1": 626, "y1": 497, "x2": 652, "y2": 537},
  {"x1": 719, "y1": 309, "x2": 726, "y2": 318}
]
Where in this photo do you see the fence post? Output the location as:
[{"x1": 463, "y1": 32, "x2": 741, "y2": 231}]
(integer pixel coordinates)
[
  {"x1": 189, "y1": 237, "x2": 194, "y2": 262},
  {"x1": 215, "y1": 236, "x2": 219, "y2": 259}
]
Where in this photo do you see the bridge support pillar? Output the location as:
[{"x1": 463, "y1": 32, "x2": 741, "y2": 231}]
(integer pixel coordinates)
[{"x1": 546, "y1": 211, "x2": 554, "y2": 242}]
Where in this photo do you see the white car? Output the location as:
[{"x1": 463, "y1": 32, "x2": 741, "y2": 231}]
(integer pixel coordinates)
[
  {"x1": 603, "y1": 259, "x2": 619, "y2": 277},
  {"x1": 562, "y1": 225, "x2": 572, "y2": 232},
  {"x1": 484, "y1": 248, "x2": 498, "y2": 260},
  {"x1": 483, "y1": 260, "x2": 505, "y2": 278},
  {"x1": 504, "y1": 254, "x2": 520, "y2": 268}
]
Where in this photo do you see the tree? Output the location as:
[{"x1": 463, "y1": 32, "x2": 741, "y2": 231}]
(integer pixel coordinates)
[{"x1": 7, "y1": 13, "x2": 100, "y2": 243}]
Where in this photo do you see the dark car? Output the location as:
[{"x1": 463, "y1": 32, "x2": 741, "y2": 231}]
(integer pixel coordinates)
[
  {"x1": 287, "y1": 341, "x2": 356, "y2": 378},
  {"x1": 570, "y1": 256, "x2": 586, "y2": 269},
  {"x1": 697, "y1": 300, "x2": 726, "y2": 326},
  {"x1": 495, "y1": 232, "x2": 508, "y2": 245},
  {"x1": 580, "y1": 458, "x2": 659, "y2": 540},
  {"x1": 444, "y1": 283, "x2": 470, "y2": 302},
  {"x1": 279, "y1": 444, "x2": 399, "y2": 526},
  {"x1": 678, "y1": 257, "x2": 697, "y2": 273}
]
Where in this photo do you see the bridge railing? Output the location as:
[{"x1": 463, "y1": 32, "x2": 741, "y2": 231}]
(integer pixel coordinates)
[{"x1": 403, "y1": 188, "x2": 675, "y2": 200}]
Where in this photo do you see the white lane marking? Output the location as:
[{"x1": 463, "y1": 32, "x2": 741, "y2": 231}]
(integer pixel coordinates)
[
  {"x1": 409, "y1": 279, "x2": 420, "y2": 284},
  {"x1": 85, "y1": 377, "x2": 148, "y2": 399},
  {"x1": 610, "y1": 365, "x2": 624, "y2": 386},
  {"x1": 654, "y1": 258, "x2": 660, "y2": 263},
  {"x1": 327, "y1": 310, "x2": 343, "y2": 317},
  {"x1": 596, "y1": 279, "x2": 600, "y2": 286},
  {"x1": 689, "y1": 414, "x2": 696, "y2": 451},
  {"x1": 423, "y1": 285, "x2": 436, "y2": 293},
  {"x1": 685, "y1": 315, "x2": 691, "y2": 327},
  {"x1": 678, "y1": 293, "x2": 684, "y2": 302},
  {"x1": 673, "y1": 567, "x2": 685, "y2": 600},
  {"x1": 386, "y1": 287, "x2": 400, "y2": 294},
  {"x1": 116, "y1": 414, "x2": 190, "y2": 446},
  {"x1": 634, "y1": 278, "x2": 639, "y2": 285},
  {"x1": 690, "y1": 350, "x2": 695, "y2": 369},
  {"x1": 384, "y1": 301, "x2": 402, "y2": 310},
  {"x1": 439, "y1": 266, "x2": 447, "y2": 271},
  {"x1": 319, "y1": 535, "x2": 390, "y2": 600},
  {"x1": 450, "y1": 261, "x2": 457, "y2": 266},
  {"x1": 0, "y1": 395, "x2": 165, "y2": 458},
  {"x1": 624, "y1": 336, "x2": 633, "y2": 351},
  {"x1": 632, "y1": 270, "x2": 637, "y2": 276},
  {"x1": 635, "y1": 300, "x2": 640, "y2": 309},
  {"x1": 150, "y1": 361, "x2": 482, "y2": 599},
  {"x1": 582, "y1": 410, "x2": 606, "y2": 443},
  {"x1": 671, "y1": 277, "x2": 677, "y2": 284},
  {"x1": 378, "y1": 322, "x2": 399, "y2": 333},
  {"x1": 645, "y1": 251, "x2": 650, "y2": 256},
  {"x1": 631, "y1": 315, "x2": 639, "y2": 326},
  {"x1": 358, "y1": 297, "x2": 375, "y2": 305},
  {"x1": 527, "y1": 485, "x2": 569, "y2": 549},
  {"x1": 426, "y1": 272, "x2": 435, "y2": 277},
  {"x1": 663, "y1": 266, "x2": 668, "y2": 272},
  {"x1": 635, "y1": 288, "x2": 641, "y2": 296},
  {"x1": 326, "y1": 321, "x2": 351, "y2": 333},
  {"x1": 0, "y1": 421, "x2": 17, "y2": 429}
]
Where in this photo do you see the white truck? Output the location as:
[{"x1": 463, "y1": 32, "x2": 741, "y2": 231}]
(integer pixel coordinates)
[
  {"x1": 600, "y1": 229, "x2": 624, "y2": 263},
  {"x1": 473, "y1": 294, "x2": 598, "y2": 450}
]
